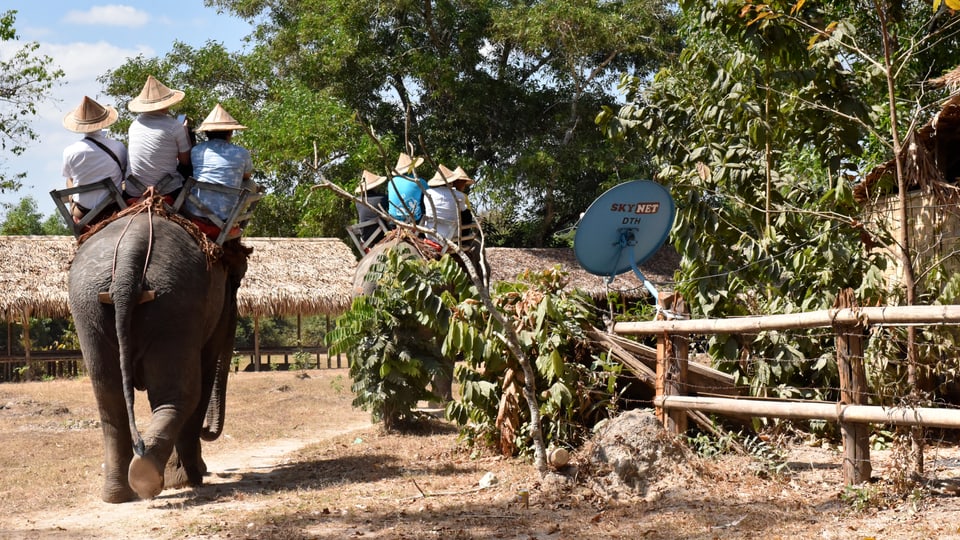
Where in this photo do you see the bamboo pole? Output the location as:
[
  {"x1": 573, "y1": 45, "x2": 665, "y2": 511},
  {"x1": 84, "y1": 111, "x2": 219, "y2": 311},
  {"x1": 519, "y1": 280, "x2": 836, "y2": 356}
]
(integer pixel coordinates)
[
  {"x1": 655, "y1": 395, "x2": 960, "y2": 429},
  {"x1": 614, "y1": 305, "x2": 960, "y2": 335}
]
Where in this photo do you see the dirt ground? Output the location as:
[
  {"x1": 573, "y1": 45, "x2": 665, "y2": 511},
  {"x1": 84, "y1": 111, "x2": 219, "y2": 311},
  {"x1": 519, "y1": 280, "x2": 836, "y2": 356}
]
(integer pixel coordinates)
[{"x1": 2, "y1": 369, "x2": 960, "y2": 539}]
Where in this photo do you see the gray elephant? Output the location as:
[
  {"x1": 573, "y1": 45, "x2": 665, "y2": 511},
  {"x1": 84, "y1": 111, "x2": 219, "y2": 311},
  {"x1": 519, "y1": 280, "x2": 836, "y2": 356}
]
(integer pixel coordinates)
[{"x1": 69, "y1": 210, "x2": 243, "y2": 503}]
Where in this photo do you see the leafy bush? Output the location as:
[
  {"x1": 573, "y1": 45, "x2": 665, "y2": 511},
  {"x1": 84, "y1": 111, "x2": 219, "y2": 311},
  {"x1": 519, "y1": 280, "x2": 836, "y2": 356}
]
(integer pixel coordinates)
[
  {"x1": 326, "y1": 249, "x2": 472, "y2": 429},
  {"x1": 329, "y1": 249, "x2": 621, "y2": 453},
  {"x1": 445, "y1": 266, "x2": 619, "y2": 455}
]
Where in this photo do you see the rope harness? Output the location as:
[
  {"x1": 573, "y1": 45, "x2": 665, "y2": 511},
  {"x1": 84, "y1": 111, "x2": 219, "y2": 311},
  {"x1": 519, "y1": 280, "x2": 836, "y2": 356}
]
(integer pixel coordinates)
[{"x1": 78, "y1": 189, "x2": 223, "y2": 270}]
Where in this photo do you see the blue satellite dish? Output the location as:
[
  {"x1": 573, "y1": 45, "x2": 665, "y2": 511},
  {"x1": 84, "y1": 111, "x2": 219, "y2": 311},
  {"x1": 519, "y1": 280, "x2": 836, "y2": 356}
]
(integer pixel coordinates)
[{"x1": 573, "y1": 180, "x2": 675, "y2": 303}]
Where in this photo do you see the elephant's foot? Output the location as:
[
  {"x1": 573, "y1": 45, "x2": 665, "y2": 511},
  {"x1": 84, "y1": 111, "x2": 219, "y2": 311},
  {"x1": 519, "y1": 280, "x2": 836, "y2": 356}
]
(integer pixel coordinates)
[
  {"x1": 164, "y1": 461, "x2": 203, "y2": 489},
  {"x1": 128, "y1": 454, "x2": 164, "y2": 499},
  {"x1": 101, "y1": 483, "x2": 138, "y2": 504}
]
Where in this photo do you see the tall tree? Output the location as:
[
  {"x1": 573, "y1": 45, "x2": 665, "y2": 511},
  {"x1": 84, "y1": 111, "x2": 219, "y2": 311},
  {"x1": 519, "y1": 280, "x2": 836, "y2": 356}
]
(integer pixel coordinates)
[
  {"x1": 0, "y1": 10, "x2": 64, "y2": 192},
  {"x1": 118, "y1": 0, "x2": 676, "y2": 245}
]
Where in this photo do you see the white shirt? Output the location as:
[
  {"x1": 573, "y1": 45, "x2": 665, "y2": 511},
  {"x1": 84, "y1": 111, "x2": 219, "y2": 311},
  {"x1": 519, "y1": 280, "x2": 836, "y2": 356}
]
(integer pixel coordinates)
[
  {"x1": 423, "y1": 186, "x2": 467, "y2": 242},
  {"x1": 128, "y1": 111, "x2": 191, "y2": 195},
  {"x1": 61, "y1": 131, "x2": 128, "y2": 209}
]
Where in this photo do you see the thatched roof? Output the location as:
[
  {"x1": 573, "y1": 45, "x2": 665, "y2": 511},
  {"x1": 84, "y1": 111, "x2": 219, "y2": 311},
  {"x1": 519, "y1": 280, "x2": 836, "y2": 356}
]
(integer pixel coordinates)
[
  {"x1": 485, "y1": 245, "x2": 679, "y2": 300},
  {"x1": 239, "y1": 237, "x2": 356, "y2": 318},
  {"x1": 0, "y1": 234, "x2": 676, "y2": 321},
  {"x1": 0, "y1": 235, "x2": 357, "y2": 320},
  {"x1": 854, "y1": 92, "x2": 960, "y2": 204},
  {"x1": 0, "y1": 236, "x2": 73, "y2": 319}
]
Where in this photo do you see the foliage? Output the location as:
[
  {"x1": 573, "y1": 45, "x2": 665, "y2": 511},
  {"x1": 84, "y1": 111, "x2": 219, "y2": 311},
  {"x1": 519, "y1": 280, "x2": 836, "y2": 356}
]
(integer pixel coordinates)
[
  {"x1": 687, "y1": 428, "x2": 787, "y2": 477},
  {"x1": 99, "y1": 0, "x2": 681, "y2": 246},
  {"x1": 0, "y1": 197, "x2": 44, "y2": 235},
  {"x1": 327, "y1": 249, "x2": 467, "y2": 429},
  {"x1": 328, "y1": 245, "x2": 615, "y2": 450},
  {"x1": 445, "y1": 266, "x2": 615, "y2": 454},
  {"x1": 0, "y1": 10, "x2": 64, "y2": 192},
  {"x1": 595, "y1": 0, "x2": 911, "y2": 399}
]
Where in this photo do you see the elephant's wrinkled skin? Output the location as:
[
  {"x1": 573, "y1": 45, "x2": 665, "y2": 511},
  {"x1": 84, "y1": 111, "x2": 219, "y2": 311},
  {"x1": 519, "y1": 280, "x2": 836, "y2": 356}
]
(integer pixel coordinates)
[{"x1": 69, "y1": 213, "x2": 237, "y2": 503}]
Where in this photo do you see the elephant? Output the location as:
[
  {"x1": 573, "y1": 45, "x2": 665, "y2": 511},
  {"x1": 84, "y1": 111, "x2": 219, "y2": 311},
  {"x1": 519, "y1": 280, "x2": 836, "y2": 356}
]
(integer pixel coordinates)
[{"x1": 69, "y1": 209, "x2": 243, "y2": 503}]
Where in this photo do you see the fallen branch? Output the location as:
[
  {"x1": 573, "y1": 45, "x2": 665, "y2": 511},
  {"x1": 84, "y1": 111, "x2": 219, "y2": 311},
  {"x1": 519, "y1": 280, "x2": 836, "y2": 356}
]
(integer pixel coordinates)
[{"x1": 400, "y1": 478, "x2": 494, "y2": 501}]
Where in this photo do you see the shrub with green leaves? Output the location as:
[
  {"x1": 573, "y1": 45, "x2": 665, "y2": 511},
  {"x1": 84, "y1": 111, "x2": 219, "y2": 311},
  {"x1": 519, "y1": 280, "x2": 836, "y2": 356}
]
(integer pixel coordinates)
[
  {"x1": 326, "y1": 249, "x2": 475, "y2": 429},
  {"x1": 445, "y1": 267, "x2": 619, "y2": 455},
  {"x1": 329, "y1": 249, "x2": 621, "y2": 453}
]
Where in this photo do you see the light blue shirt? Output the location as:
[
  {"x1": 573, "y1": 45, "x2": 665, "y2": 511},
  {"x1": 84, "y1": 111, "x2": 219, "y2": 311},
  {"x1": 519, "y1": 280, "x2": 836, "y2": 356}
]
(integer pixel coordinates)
[
  {"x1": 186, "y1": 139, "x2": 253, "y2": 221},
  {"x1": 387, "y1": 175, "x2": 428, "y2": 223}
]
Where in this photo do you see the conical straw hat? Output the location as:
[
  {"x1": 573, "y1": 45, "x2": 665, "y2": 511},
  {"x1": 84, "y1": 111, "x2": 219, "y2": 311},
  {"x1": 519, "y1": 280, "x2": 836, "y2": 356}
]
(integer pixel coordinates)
[
  {"x1": 393, "y1": 152, "x2": 424, "y2": 175},
  {"x1": 62, "y1": 96, "x2": 118, "y2": 133},
  {"x1": 450, "y1": 166, "x2": 475, "y2": 185},
  {"x1": 427, "y1": 164, "x2": 457, "y2": 187},
  {"x1": 128, "y1": 75, "x2": 185, "y2": 113},
  {"x1": 355, "y1": 169, "x2": 388, "y2": 193},
  {"x1": 196, "y1": 103, "x2": 247, "y2": 132}
]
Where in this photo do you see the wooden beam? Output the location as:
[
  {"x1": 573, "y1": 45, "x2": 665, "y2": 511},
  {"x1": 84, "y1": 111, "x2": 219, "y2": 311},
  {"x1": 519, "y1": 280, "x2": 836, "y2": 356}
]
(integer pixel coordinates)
[
  {"x1": 654, "y1": 395, "x2": 960, "y2": 429},
  {"x1": 614, "y1": 305, "x2": 960, "y2": 335},
  {"x1": 835, "y1": 288, "x2": 871, "y2": 485}
]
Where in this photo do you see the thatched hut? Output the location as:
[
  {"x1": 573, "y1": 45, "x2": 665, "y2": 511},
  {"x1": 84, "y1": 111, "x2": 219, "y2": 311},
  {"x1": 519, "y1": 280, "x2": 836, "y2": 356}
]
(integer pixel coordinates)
[
  {"x1": 0, "y1": 236, "x2": 357, "y2": 321},
  {"x1": 853, "y1": 88, "x2": 960, "y2": 286},
  {"x1": 0, "y1": 235, "x2": 357, "y2": 371},
  {"x1": 485, "y1": 245, "x2": 678, "y2": 299},
  {"x1": 0, "y1": 233, "x2": 676, "y2": 375}
]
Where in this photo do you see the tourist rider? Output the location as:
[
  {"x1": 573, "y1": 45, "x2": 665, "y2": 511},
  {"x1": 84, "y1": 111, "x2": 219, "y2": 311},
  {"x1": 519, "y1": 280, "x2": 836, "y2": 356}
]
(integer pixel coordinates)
[
  {"x1": 386, "y1": 152, "x2": 428, "y2": 226},
  {"x1": 422, "y1": 164, "x2": 471, "y2": 245},
  {"x1": 126, "y1": 75, "x2": 192, "y2": 201},
  {"x1": 184, "y1": 103, "x2": 255, "y2": 232},
  {"x1": 60, "y1": 96, "x2": 128, "y2": 223}
]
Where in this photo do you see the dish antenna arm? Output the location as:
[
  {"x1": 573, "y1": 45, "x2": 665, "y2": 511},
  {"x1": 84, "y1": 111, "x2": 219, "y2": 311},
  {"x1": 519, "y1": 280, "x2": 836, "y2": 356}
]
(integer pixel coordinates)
[{"x1": 607, "y1": 228, "x2": 661, "y2": 312}]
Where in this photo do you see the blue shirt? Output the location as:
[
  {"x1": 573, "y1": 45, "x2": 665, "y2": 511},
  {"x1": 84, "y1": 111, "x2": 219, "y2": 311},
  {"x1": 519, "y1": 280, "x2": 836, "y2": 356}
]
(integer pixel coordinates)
[
  {"x1": 186, "y1": 139, "x2": 253, "y2": 221},
  {"x1": 387, "y1": 175, "x2": 428, "y2": 223}
]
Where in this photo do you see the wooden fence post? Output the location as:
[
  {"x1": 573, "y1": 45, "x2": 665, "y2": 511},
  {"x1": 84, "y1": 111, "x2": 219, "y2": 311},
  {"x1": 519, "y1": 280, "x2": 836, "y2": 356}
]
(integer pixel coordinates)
[
  {"x1": 254, "y1": 316, "x2": 261, "y2": 372},
  {"x1": 656, "y1": 292, "x2": 688, "y2": 435},
  {"x1": 835, "y1": 288, "x2": 871, "y2": 484}
]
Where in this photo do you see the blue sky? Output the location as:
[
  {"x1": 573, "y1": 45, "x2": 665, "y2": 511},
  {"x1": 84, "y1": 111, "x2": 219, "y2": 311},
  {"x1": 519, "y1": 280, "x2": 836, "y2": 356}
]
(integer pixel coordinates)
[{"x1": 0, "y1": 2, "x2": 254, "y2": 219}]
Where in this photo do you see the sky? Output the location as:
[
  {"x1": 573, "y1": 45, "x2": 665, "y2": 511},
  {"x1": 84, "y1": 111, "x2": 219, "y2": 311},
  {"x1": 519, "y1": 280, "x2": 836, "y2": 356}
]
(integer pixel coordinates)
[{"x1": 0, "y1": 1, "x2": 254, "y2": 219}]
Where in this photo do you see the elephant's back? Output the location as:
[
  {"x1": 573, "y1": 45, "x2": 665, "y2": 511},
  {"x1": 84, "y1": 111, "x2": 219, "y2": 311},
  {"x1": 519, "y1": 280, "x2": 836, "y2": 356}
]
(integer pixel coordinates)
[
  {"x1": 352, "y1": 239, "x2": 423, "y2": 297},
  {"x1": 69, "y1": 214, "x2": 216, "y2": 304}
]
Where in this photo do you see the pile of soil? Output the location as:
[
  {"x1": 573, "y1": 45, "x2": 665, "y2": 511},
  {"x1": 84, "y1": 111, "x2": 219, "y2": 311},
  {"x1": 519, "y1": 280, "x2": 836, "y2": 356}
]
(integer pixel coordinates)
[{"x1": 579, "y1": 409, "x2": 699, "y2": 502}]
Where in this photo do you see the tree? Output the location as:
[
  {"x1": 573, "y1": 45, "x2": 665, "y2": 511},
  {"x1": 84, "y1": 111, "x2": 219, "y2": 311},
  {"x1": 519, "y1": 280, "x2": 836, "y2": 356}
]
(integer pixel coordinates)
[
  {"x1": 103, "y1": 0, "x2": 679, "y2": 245},
  {"x1": 599, "y1": 0, "x2": 960, "y2": 483},
  {"x1": 0, "y1": 10, "x2": 64, "y2": 191},
  {"x1": 0, "y1": 197, "x2": 44, "y2": 235}
]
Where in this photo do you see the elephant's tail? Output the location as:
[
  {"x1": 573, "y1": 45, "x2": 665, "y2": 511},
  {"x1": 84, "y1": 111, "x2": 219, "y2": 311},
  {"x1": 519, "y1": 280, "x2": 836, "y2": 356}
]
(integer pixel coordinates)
[{"x1": 110, "y1": 259, "x2": 147, "y2": 457}]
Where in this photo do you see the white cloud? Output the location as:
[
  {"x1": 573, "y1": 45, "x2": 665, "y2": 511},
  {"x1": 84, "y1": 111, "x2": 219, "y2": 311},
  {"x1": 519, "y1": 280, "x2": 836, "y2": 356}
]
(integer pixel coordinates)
[
  {"x1": 62, "y1": 5, "x2": 150, "y2": 28},
  {"x1": 0, "y1": 39, "x2": 153, "y2": 214}
]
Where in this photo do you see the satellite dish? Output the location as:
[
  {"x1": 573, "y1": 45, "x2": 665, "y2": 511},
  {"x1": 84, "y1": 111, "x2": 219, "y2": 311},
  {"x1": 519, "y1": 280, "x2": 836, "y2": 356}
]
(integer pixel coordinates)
[{"x1": 573, "y1": 180, "x2": 676, "y2": 306}]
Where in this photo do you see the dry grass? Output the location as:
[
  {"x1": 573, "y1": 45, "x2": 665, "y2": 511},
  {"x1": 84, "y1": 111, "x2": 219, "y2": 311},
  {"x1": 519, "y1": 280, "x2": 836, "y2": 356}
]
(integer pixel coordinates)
[{"x1": 2, "y1": 371, "x2": 960, "y2": 539}]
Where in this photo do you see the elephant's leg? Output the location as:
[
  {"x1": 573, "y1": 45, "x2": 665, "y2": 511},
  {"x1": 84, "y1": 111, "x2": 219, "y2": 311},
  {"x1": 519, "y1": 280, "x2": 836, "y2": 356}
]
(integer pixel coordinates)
[
  {"x1": 163, "y1": 438, "x2": 203, "y2": 489},
  {"x1": 128, "y1": 404, "x2": 180, "y2": 499},
  {"x1": 164, "y1": 406, "x2": 207, "y2": 489},
  {"x1": 84, "y1": 347, "x2": 139, "y2": 503},
  {"x1": 128, "y1": 356, "x2": 202, "y2": 499},
  {"x1": 96, "y1": 404, "x2": 138, "y2": 503}
]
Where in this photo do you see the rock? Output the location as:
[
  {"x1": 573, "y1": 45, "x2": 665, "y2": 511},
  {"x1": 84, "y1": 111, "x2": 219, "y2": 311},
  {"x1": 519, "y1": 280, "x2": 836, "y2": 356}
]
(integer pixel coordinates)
[
  {"x1": 549, "y1": 447, "x2": 570, "y2": 468},
  {"x1": 479, "y1": 471, "x2": 498, "y2": 488}
]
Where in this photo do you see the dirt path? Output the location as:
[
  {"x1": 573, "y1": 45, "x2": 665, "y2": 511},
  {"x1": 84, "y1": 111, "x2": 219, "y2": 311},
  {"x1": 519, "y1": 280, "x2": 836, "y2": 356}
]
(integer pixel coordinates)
[{"x1": 15, "y1": 421, "x2": 370, "y2": 539}]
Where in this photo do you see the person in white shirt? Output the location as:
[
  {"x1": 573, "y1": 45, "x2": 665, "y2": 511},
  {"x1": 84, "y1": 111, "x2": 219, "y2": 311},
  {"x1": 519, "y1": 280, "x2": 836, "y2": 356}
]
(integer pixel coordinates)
[
  {"x1": 422, "y1": 164, "x2": 474, "y2": 244},
  {"x1": 61, "y1": 96, "x2": 128, "y2": 222},
  {"x1": 126, "y1": 75, "x2": 192, "y2": 199}
]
